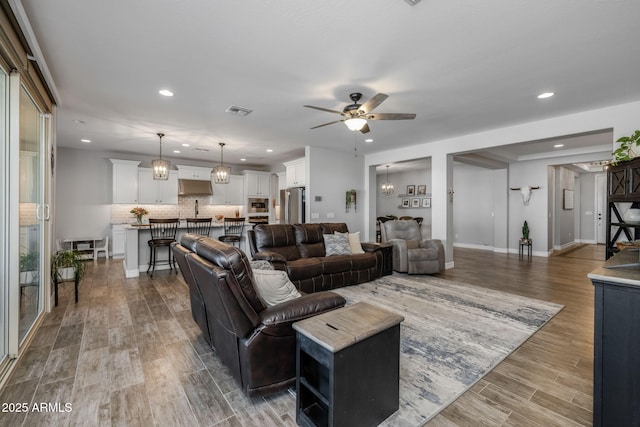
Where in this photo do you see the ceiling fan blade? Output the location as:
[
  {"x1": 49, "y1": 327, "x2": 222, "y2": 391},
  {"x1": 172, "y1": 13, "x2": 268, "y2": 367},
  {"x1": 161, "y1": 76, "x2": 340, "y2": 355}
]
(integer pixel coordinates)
[
  {"x1": 367, "y1": 113, "x2": 416, "y2": 120},
  {"x1": 310, "y1": 119, "x2": 345, "y2": 129},
  {"x1": 359, "y1": 123, "x2": 371, "y2": 134},
  {"x1": 359, "y1": 93, "x2": 388, "y2": 114},
  {"x1": 303, "y1": 105, "x2": 345, "y2": 115}
]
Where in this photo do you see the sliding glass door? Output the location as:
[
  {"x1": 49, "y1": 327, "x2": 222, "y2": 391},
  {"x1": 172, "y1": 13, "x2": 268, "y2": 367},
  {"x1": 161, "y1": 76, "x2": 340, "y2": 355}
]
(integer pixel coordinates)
[
  {"x1": 18, "y1": 85, "x2": 46, "y2": 343},
  {"x1": 0, "y1": 66, "x2": 8, "y2": 367}
]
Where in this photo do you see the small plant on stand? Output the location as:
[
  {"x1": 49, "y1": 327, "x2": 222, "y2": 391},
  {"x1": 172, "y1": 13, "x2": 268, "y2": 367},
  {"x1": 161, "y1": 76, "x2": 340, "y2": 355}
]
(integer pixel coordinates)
[
  {"x1": 51, "y1": 249, "x2": 87, "y2": 306},
  {"x1": 130, "y1": 206, "x2": 149, "y2": 224},
  {"x1": 522, "y1": 221, "x2": 530, "y2": 241}
]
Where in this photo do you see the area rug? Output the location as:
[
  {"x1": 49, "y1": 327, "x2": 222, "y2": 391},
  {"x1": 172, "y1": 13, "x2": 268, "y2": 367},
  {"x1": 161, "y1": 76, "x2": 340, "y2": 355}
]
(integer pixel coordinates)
[{"x1": 332, "y1": 274, "x2": 564, "y2": 426}]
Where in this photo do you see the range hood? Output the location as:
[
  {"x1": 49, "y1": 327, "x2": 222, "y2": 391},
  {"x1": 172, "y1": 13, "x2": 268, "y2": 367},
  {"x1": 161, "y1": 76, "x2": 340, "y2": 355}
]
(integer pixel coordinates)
[{"x1": 178, "y1": 179, "x2": 213, "y2": 195}]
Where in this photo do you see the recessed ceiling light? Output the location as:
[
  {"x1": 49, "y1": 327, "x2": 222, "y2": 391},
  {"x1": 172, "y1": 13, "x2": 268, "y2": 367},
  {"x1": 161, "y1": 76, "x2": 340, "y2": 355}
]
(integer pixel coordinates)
[
  {"x1": 173, "y1": 150, "x2": 180, "y2": 153},
  {"x1": 554, "y1": 144, "x2": 564, "y2": 148},
  {"x1": 266, "y1": 149, "x2": 273, "y2": 153},
  {"x1": 159, "y1": 89, "x2": 174, "y2": 97},
  {"x1": 537, "y1": 92, "x2": 554, "y2": 99},
  {"x1": 181, "y1": 143, "x2": 190, "y2": 147},
  {"x1": 365, "y1": 139, "x2": 373, "y2": 143},
  {"x1": 80, "y1": 139, "x2": 91, "y2": 143},
  {"x1": 240, "y1": 158, "x2": 246, "y2": 162},
  {"x1": 74, "y1": 120, "x2": 86, "y2": 125}
]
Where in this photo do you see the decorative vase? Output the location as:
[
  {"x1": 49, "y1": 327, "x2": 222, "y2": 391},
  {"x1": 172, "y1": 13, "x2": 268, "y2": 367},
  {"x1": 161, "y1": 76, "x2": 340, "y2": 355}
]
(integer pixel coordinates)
[
  {"x1": 624, "y1": 209, "x2": 640, "y2": 223},
  {"x1": 136, "y1": 216, "x2": 143, "y2": 225}
]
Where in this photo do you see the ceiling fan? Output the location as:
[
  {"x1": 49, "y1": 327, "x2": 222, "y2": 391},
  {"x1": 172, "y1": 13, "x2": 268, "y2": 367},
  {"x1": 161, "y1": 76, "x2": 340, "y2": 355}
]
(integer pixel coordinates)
[{"x1": 304, "y1": 92, "x2": 416, "y2": 134}]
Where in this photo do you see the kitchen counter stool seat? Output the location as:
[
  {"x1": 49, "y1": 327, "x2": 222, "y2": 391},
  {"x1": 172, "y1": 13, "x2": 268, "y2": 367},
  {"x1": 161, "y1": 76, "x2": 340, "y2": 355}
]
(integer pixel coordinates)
[
  {"x1": 147, "y1": 218, "x2": 179, "y2": 276},
  {"x1": 219, "y1": 217, "x2": 245, "y2": 247}
]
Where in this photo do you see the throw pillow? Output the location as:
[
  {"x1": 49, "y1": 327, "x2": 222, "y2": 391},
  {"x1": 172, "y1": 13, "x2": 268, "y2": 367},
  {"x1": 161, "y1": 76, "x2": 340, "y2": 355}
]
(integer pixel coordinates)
[
  {"x1": 249, "y1": 260, "x2": 274, "y2": 271},
  {"x1": 346, "y1": 231, "x2": 365, "y2": 254},
  {"x1": 252, "y1": 269, "x2": 302, "y2": 307},
  {"x1": 323, "y1": 233, "x2": 352, "y2": 256}
]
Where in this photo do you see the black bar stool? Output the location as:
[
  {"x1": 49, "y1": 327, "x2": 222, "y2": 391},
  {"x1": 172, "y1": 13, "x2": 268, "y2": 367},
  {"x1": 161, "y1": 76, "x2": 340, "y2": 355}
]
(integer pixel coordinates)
[
  {"x1": 186, "y1": 217, "x2": 212, "y2": 237},
  {"x1": 147, "y1": 218, "x2": 179, "y2": 276},
  {"x1": 219, "y1": 217, "x2": 245, "y2": 247}
]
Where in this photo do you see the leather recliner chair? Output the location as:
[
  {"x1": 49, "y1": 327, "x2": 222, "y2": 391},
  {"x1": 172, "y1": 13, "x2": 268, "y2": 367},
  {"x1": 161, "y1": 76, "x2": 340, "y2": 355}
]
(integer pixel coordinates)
[
  {"x1": 172, "y1": 235, "x2": 346, "y2": 397},
  {"x1": 381, "y1": 220, "x2": 445, "y2": 274}
]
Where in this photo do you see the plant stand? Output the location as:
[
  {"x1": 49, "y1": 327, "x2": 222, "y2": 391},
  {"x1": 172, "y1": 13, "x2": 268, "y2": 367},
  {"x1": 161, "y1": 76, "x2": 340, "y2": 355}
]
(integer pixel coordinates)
[
  {"x1": 519, "y1": 238, "x2": 532, "y2": 259},
  {"x1": 53, "y1": 275, "x2": 79, "y2": 306}
]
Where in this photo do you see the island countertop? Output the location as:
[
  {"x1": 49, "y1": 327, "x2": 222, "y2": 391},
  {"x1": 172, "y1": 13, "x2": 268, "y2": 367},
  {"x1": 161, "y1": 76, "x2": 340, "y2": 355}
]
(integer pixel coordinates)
[{"x1": 587, "y1": 249, "x2": 640, "y2": 287}]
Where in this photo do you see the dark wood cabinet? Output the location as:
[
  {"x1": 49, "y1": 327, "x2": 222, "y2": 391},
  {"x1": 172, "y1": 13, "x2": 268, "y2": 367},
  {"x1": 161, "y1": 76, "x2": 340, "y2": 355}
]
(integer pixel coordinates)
[
  {"x1": 589, "y1": 255, "x2": 640, "y2": 426},
  {"x1": 293, "y1": 303, "x2": 403, "y2": 427},
  {"x1": 606, "y1": 157, "x2": 640, "y2": 259}
]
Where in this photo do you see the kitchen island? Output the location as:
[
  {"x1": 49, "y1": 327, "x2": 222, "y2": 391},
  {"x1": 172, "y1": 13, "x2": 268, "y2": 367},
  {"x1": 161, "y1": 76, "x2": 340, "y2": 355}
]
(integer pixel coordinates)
[
  {"x1": 114, "y1": 221, "x2": 249, "y2": 278},
  {"x1": 587, "y1": 249, "x2": 640, "y2": 427}
]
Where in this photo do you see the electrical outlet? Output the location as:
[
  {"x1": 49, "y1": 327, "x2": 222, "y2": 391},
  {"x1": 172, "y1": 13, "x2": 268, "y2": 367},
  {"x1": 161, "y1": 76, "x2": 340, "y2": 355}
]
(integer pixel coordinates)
[
  {"x1": 327, "y1": 212, "x2": 335, "y2": 218},
  {"x1": 311, "y1": 213, "x2": 319, "y2": 219}
]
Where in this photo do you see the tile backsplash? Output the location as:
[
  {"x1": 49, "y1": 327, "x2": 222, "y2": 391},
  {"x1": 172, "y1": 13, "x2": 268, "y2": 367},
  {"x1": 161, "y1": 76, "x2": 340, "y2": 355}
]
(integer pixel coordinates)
[{"x1": 111, "y1": 196, "x2": 243, "y2": 224}]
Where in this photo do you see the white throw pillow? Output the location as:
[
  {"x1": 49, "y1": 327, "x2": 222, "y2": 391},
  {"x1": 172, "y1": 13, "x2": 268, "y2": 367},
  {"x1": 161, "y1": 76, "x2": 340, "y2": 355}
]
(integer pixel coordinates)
[
  {"x1": 324, "y1": 233, "x2": 352, "y2": 256},
  {"x1": 347, "y1": 232, "x2": 365, "y2": 254},
  {"x1": 252, "y1": 269, "x2": 301, "y2": 307}
]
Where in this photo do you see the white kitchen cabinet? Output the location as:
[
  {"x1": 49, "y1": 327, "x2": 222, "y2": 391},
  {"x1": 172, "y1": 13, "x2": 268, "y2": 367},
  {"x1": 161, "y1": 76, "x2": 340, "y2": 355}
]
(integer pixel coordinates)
[
  {"x1": 111, "y1": 225, "x2": 126, "y2": 258},
  {"x1": 176, "y1": 165, "x2": 212, "y2": 180},
  {"x1": 138, "y1": 168, "x2": 178, "y2": 204},
  {"x1": 244, "y1": 171, "x2": 271, "y2": 197},
  {"x1": 211, "y1": 174, "x2": 244, "y2": 205},
  {"x1": 111, "y1": 159, "x2": 141, "y2": 203},
  {"x1": 284, "y1": 158, "x2": 306, "y2": 188}
]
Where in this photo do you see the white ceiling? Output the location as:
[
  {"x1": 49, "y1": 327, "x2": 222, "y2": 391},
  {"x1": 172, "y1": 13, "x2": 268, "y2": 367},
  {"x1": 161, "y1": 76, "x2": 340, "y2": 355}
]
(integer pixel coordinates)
[{"x1": 16, "y1": 0, "x2": 640, "y2": 169}]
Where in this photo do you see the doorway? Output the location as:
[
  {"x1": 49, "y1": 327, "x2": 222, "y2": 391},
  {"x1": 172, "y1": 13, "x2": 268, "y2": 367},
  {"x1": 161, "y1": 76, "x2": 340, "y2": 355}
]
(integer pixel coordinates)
[{"x1": 595, "y1": 173, "x2": 607, "y2": 244}]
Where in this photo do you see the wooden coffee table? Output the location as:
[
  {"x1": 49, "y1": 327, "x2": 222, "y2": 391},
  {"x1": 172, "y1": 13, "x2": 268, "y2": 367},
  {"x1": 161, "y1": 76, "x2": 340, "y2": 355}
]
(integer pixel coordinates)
[{"x1": 293, "y1": 302, "x2": 404, "y2": 427}]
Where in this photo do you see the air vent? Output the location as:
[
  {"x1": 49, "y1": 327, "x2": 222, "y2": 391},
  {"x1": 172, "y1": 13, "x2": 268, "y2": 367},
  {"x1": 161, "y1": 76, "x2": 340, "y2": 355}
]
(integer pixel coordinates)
[
  {"x1": 404, "y1": 0, "x2": 421, "y2": 5},
  {"x1": 194, "y1": 147, "x2": 209, "y2": 152},
  {"x1": 226, "y1": 105, "x2": 253, "y2": 116}
]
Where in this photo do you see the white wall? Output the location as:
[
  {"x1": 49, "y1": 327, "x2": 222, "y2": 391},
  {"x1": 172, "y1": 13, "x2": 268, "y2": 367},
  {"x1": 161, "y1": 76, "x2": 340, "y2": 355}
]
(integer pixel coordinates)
[
  {"x1": 55, "y1": 147, "x2": 112, "y2": 241},
  {"x1": 449, "y1": 165, "x2": 508, "y2": 252},
  {"x1": 307, "y1": 146, "x2": 365, "y2": 233}
]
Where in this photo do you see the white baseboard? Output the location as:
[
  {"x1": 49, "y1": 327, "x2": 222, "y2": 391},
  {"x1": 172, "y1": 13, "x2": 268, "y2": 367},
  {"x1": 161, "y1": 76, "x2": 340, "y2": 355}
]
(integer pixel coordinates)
[{"x1": 453, "y1": 242, "x2": 494, "y2": 251}]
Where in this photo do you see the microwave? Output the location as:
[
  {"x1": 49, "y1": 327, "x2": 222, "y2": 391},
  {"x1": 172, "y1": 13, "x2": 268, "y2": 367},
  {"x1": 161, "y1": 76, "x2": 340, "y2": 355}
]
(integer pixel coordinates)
[{"x1": 249, "y1": 198, "x2": 269, "y2": 213}]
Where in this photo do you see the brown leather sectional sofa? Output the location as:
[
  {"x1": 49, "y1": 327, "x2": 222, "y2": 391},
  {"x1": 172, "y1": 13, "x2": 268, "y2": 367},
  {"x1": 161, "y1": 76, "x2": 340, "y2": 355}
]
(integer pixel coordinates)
[
  {"x1": 172, "y1": 234, "x2": 346, "y2": 397},
  {"x1": 247, "y1": 222, "x2": 383, "y2": 293}
]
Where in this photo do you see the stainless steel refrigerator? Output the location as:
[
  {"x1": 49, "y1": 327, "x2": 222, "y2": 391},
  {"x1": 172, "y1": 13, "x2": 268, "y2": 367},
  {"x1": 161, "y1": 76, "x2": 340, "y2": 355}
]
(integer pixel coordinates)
[{"x1": 280, "y1": 187, "x2": 305, "y2": 224}]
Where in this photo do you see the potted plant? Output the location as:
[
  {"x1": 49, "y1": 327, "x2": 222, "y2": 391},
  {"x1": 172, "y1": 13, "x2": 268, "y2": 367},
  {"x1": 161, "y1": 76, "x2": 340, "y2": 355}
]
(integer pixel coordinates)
[
  {"x1": 19, "y1": 250, "x2": 39, "y2": 285},
  {"x1": 51, "y1": 250, "x2": 87, "y2": 283},
  {"x1": 612, "y1": 130, "x2": 640, "y2": 164}
]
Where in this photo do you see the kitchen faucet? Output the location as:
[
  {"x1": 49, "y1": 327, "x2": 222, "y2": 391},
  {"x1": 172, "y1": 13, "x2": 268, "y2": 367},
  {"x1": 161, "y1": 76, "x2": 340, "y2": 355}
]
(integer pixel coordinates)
[{"x1": 195, "y1": 199, "x2": 199, "y2": 218}]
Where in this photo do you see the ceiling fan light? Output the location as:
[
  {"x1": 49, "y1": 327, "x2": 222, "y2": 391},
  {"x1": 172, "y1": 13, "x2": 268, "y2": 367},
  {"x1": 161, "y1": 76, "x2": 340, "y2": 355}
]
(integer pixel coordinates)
[{"x1": 345, "y1": 118, "x2": 367, "y2": 131}]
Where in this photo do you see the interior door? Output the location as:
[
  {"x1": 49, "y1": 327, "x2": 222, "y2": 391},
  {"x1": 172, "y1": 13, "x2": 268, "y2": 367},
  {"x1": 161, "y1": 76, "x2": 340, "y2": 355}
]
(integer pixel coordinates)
[{"x1": 596, "y1": 174, "x2": 607, "y2": 244}]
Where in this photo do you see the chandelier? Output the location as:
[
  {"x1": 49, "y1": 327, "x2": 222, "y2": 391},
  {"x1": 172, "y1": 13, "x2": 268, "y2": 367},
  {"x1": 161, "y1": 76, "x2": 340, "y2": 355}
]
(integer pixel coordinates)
[
  {"x1": 381, "y1": 165, "x2": 394, "y2": 196},
  {"x1": 213, "y1": 142, "x2": 231, "y2": 184},
  {"x1": 151, "y1": 133, "x2": 170, "y2": 180}
]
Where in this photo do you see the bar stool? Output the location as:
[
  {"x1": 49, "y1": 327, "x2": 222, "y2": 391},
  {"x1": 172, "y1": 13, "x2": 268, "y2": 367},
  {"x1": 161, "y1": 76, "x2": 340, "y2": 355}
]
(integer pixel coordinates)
[
  {"x1": 147, "y1": 218, "x2": 179, "y2": 276},
  {"x1": 186, "y1": 218, "x2": 212, "y2": 237},
  {"x1": 219, "y1": 217, "x2": 245, "y2": 247}
]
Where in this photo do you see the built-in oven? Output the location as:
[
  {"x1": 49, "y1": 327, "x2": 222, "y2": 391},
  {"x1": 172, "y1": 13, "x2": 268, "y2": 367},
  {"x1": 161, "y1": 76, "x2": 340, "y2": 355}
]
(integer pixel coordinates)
[{"x1": 248, "y1": 215, "x2": 269, "y2": 225}]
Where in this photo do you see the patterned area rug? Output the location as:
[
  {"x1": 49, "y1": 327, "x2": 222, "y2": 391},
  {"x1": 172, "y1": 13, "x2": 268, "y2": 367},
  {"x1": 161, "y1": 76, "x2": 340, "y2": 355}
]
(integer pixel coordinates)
[{"x1": 332, "y1": 274, "x2": 564, "y2": 426}]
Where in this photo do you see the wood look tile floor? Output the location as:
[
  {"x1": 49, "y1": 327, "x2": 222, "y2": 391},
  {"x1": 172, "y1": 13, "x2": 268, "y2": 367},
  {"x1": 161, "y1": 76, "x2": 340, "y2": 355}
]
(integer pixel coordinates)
[{"x1": 0, "y1": 245, "x2": 603, "y2": 426}]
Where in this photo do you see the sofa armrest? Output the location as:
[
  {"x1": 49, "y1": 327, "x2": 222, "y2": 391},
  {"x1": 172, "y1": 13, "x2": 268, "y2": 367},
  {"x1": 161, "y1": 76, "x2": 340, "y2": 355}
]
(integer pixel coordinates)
[
  {"x1": 419, "y1": 239, "x2": 443, "y2": 250},
  {"x1": 253, "y1": 250, "x2": 287, "y2": 263},
  {"x1": 361, "y1": 242, "x2": 382, "y2": 252},
  {"x1": 260, "y1": 292, "x2": 346, "y2": 327}
]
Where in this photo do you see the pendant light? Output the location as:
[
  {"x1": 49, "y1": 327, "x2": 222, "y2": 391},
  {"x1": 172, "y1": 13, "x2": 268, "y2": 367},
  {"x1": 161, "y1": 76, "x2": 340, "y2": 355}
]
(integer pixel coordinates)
[
  {"x1": 381, "y1": 165, "x2": 394, "y2": 196},
  {"x1": 152, "y1": 133, "x2": 170, "y2": 180},
  {"x1": 214, "y1": 142, "x2": 231, "y2": 184}
]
